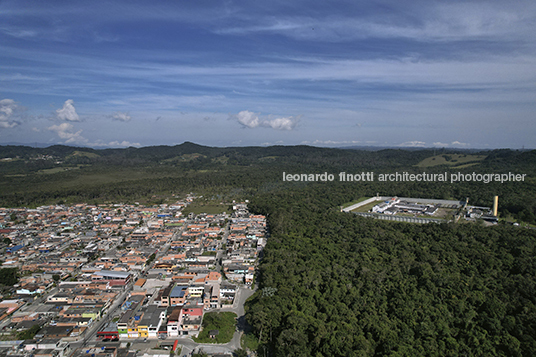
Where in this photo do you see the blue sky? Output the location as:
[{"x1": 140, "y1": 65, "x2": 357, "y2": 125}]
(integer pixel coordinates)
[{"x1": 1, "y1": 0, "x2": 535, "y2": 149}]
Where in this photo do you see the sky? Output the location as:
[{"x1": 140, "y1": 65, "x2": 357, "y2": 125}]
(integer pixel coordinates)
[{"x1": 0, "y1": 0, "x2": 535, "y2": 149}]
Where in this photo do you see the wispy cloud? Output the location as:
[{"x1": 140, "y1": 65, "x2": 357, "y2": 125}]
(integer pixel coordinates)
[
  {"x1": 232, "y1": 110, "x2": 300, "y2": 130},
  {"x1": 400, "y1": 141, "x2": 427, "y2": 147},
  {"x1": 451, "y1": 141, "x2": 470, "y2": 147},
  {"x1": 56, "y1": 99, "x2": 80, "y2": 122},
  {"x1": 0, "y1": 26, "x2": 38, "y2": 39},
  {"x1": 109, "y1": 112, "x2": 131, "y2": 122},
  {"x1": 301, "y1": 140, "x2": 361, "y2": 146},
  {"x1": 216, "y1": 2, "x2": 535, "y2": 44},
  {"x1": 433, "y1": 142, "x2": 449, "y2": 147},
  {"x1": 93, "y1": 140, "x2": 141, "y2": 148}
]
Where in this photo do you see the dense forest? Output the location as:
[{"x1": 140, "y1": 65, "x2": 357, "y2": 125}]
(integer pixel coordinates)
[{"x1": 246, "y1": 184, "x2": 536, "y2": 356}]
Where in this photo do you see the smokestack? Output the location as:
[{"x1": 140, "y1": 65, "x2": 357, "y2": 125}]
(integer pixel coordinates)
[{"x1": 493, "y1": 196, "x2": 498, "y2": 216}]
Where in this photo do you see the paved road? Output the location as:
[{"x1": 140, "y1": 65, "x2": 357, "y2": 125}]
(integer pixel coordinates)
[{"x1": 70, "y1": 285, "x2": 132, "y2": 351}]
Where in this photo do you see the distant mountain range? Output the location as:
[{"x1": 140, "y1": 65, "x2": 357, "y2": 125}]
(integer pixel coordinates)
[{"x1": 1, "y1": 142, "x2": 534, "y2": 171}]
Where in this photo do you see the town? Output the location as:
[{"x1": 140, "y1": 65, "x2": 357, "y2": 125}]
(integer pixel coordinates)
[{"x1": 0, "y1": 196, "x2": 267, "y2": 357}]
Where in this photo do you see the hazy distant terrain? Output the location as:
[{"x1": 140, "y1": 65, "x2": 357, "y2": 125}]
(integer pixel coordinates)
[{"x1": 1, "y1": 143, "x2": 535, "y2": 223}]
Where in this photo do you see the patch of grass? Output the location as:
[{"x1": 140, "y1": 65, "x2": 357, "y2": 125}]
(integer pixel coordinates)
[
  {"x1": 341, "y1": 197, "x2": 371, "y2": 209},
  {"x1": 183, "y1": 202, "x2": 228, "y2": 215},
  {"x1": 258, "y1": 156, "x2": 278, "y2": 161},
  {"x1": 415, "y1": 154, "x2": 487, "y2": 168},
  {"x1": 211, "y1": 156, "x2": 229, "y2": 164},
  {"x1": 452, "y1": 163, "x2": 480, "y2": 169},
  {"x1": 67, "y1": 151, "x2": 100, "y2": 159},
  {"x1": 37, "y1": 166, "x2": 82, "y2": 175},
  {"x1": 162, "y1": 153, "x2": 207, "y2": 163},
  {"x1": 350, "y1": 199, "x2": 382, "y2": 213},
  {"x1": 193, "y1": 312, "x2": 237, "y2": 344}
]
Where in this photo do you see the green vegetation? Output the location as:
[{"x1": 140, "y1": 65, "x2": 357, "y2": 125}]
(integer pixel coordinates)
[
  {"x1": 191, "y1": 352, "x2": 208, "y2": 357},
  {"x1": 37, "y1": 166, "x2": 83, "y2": 175},
  {"x1": 146, "y1": 253, "x2": 156, "y2": 265},
  {"x1": 0, "y1": 268, "x2": 18, "y2": 286},
  {"x1": 17, "y1": 324, "x2": 41, "y2": 340},
  {"x1": 241, "y1": 332, "x2": 260, "y2": 351},
  {"x1": 233, "y1": 348, "x2": 248, "y2": 357},
  {"x1": 193, "y1": 312, "x2": 237, "y2": 343},
  {"x1": 416, "y1": 154, "x2": 487, "y2": 168},
  {"x1": 182, "y1": 202, "x2": 228, "y2": 215},
  {"x1": 340, "y1": 196, "x2": 371, "y2": 209},
  {"x1": 349, "y1": 199, "x2": 380, "y2": 213},
  {"x1": 245, "y1": 184, "x2": 536, "y2": 356},
  {"x1": 66, "y1": 151, "x2": 100, "y2": 159},
  {"x1": 1, "y1": 144, "x2": 534, "y2": 223},
  {"x1": 162, "y1": 153, "x2": 207, "y2": 163}
]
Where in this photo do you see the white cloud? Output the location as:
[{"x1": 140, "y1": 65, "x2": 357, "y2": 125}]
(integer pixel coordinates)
[
  {"x1": 433, "y1": 142, "x2": 449, "y2": 147},
  {"x1": 233, "y1": 110, "x2": 299, "y2": 130},
  {"x1": 48, "y1": 123, "x2": 87, "y2": 144},
  {"x1": 0, "y1": 99, "x2": 20, "y2": 128},
  {"x1": 56, "y1": 99, "x2": 80, "y2": 121},
  {"x1": 235, "y1": 110, "x2": 261, "y2": 128},
  {"x1": 400, "y1": 141, "x2": 426, "y2": 147},
  {"x1": 93, "y1": 140, "x2": 141, "y2": 147},
  {"x1": 451, "y1": 141, "x2": 470, "y2": 147},
  {"x1": 263, "y1": 116, "x2": 300, "y2": 130},
  {"x1": 110, "y1": 112, "x2": 131, "y2": 122},
  {"x1": 301, "y1": 140, "x2": 361, "y2": 146}
]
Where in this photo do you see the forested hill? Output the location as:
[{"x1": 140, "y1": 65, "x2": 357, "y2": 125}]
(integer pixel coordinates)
[{"x1": 0, "y1": 142, "x2": 437, "y2": 168}]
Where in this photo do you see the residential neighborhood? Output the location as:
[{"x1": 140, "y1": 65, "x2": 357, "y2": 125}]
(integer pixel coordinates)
[{"x1": 0, "y1": 196, "x2": 266, "y2": 357}]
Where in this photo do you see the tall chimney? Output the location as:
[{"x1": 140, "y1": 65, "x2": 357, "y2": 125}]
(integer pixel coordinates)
[{"x1": 493, "y1": 196, "x2": 498, "y2": 216}]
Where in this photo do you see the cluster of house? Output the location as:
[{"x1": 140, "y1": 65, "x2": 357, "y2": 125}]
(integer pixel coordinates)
[
  {"x1": 0, "y1": 196, "x2": 194, "y2": 277},
  {"x1": 0, "y1": 197, "x2": 267, "y2": 350}
]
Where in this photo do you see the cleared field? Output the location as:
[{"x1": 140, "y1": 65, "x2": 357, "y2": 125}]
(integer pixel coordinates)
[
  {"x1": 162, "y1": 153, "x2": 207, "y2": 163},
  {"x1": 182, "y1": 202, "x2": 229, "y2": 215},
  {"x1": 258, "y1": 156, "x2": 278, "y2": 161},
  {"x1": 341, "y1": 197, "x2": 371, "y2": 209},
  {"x1": 350, "y1": 200, "x2": 381, "y2": 213},
  {"x1": 66, "y1": 151, "x2": 100, "y2": 159},
  {"x1": 416, "y1": 154, "x2": 487, "y2": 168},
  {"x1": 37, "y1": 166, "x2": 83, "y2": 175}
]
